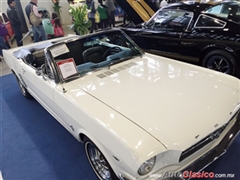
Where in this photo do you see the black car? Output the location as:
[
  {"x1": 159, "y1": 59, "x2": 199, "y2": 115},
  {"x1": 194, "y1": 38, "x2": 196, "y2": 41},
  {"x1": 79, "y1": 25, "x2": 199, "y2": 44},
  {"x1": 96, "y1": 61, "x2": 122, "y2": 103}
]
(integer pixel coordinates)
[{"x1": 121, "y1": 1, "x2": 240, "y2": 77}]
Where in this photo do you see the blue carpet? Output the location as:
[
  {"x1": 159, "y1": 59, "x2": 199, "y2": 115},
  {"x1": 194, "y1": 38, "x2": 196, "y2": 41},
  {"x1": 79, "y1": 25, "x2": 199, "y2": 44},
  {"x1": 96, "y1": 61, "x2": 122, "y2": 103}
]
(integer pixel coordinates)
[
  {"x1": 1, "y1": 74, "x2": 97, "y2": 180},
  {"x1": 0, "y1": 74, "x2": 239, "y2": 180}
]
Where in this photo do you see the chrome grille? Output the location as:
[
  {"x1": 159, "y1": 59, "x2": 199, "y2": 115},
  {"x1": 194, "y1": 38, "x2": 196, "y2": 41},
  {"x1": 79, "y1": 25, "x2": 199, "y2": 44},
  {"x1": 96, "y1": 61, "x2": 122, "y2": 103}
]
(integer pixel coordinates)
[
  {"x1": 180, "y1": 110, "x2": 240, "y2": 162},
  {"x1": 179, "y1": 122, "x2": 229, "y2": 162}
]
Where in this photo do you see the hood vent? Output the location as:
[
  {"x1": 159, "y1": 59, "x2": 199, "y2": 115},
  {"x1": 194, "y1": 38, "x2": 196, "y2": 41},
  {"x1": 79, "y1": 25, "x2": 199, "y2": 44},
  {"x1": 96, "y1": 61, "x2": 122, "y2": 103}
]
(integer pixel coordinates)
[{"x1": 96, "y1": 62, "x2": 137, "y2": 79}]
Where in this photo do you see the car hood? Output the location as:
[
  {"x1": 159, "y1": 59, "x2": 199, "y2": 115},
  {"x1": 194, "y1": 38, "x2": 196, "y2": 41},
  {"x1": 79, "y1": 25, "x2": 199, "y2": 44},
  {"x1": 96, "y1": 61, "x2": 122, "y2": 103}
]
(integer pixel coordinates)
[{"x1": 72, "y1": 53, "x2": 240, "y2": 151}]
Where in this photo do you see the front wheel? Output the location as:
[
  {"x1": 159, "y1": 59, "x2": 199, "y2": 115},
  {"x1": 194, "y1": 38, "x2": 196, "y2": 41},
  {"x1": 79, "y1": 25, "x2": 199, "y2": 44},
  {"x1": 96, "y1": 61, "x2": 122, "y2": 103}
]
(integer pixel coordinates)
[
  {"x1": 83, "y1": 137, "x2": 118, "y2": 180},
  {"x1": 15, "y1": 75, "x2": 32, "y2": 99},
  {"x1": 202, "y1": 50, "x2": 237, "y2": 76}
]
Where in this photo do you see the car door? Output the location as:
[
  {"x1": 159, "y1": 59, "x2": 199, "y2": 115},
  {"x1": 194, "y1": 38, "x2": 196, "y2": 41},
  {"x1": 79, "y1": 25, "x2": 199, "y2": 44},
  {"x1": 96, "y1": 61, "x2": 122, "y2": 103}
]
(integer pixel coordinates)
[
  {"x1": 18, "y1": 56, "x2": 78, "y2": 133},
  {"x1": 137, "y1": 9, "x2": 193, "y2": 60},
  {"x1": 18, "y1": 54, "x2": 58, "y2": 113}
]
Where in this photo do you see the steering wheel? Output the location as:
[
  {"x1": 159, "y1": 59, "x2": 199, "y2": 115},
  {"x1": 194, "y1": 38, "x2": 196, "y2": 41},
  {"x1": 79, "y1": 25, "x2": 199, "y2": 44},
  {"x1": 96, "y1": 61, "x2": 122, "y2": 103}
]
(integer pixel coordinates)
[{"x1": 103, "y1": 46, "x2": 122, "y2": 59}]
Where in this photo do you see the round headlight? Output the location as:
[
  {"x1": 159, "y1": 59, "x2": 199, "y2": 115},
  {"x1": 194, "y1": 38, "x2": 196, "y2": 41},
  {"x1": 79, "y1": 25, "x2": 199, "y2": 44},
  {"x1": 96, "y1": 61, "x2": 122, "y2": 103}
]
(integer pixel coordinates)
[{"x1": 138, "y1": 156, "x2": 156, "y2": 176}]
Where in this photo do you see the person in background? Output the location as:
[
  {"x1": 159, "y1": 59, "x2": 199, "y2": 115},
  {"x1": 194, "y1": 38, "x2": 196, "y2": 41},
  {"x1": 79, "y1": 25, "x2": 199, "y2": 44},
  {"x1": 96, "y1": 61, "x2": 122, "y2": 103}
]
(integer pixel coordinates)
[
  {"x1": 0, "y1": 22, "x2": 8, "y2": 61},
  {"x1": 25, "y1": 0, "x2": 47, "y2": 42},
  {"x1": 0, "y1": 43, "x2": 4, "y2": 61},
  {"x1": 7, "y1": 0, "x2": 23, "y2": 46},
  {"x1": 160, "y1": 0, "x2": 168, "y2": 8},
  {"x1": 105, "y1": 0, "x2": 116, "y2": 27},
  {"x1": 86, "y1": 0, "x2": 96, "y2": 33},
  {"x1": 53, "y1": 18, "x2": 65, "y2": 37},
  {"x1": 0, "y1": 37, "x2": 7, "y2": 61},
  {"x1": 98, "y1": 0, "x2": 108, "y2": 29},
  {"x1": 67, "y1": 0, "x2": 74, "y2": 4},
  {"x1": 51, "y1": 12, "x2": 58, "y2": 26}
]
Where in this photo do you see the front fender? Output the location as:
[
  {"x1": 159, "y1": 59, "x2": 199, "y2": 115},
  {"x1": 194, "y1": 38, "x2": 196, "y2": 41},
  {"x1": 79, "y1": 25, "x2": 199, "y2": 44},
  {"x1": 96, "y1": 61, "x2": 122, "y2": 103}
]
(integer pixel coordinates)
[{"x1": 53, "y1": 84, "x2": 166, "y2": 177}]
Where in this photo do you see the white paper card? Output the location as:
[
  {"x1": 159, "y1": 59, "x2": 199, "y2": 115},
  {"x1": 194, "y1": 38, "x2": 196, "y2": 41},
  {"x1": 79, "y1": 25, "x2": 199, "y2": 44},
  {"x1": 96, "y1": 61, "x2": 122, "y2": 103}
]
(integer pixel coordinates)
[
  {"x1": 56, "y1": 58, "x2": 78, "y2": 79},
  {"x1": 50, "y1": 44, "x2": 69, "y2": 57}
]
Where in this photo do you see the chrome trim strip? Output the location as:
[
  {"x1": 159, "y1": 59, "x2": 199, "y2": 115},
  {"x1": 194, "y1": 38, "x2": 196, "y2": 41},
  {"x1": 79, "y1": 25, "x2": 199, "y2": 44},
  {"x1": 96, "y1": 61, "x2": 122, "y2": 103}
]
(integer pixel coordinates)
[
  {"x1": 194, "y1": 14, "x2": 226, "y2": 29},
  {"x1": 118, "y1": 174, "x2": 130, "y2": 180}
]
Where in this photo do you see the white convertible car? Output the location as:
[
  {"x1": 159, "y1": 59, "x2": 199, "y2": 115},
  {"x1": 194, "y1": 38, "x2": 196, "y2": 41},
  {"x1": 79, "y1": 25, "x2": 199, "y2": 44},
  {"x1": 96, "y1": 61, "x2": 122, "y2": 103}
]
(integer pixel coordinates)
[{"x1": 3, "y1": 29, "x2": 240, "y2": 180}]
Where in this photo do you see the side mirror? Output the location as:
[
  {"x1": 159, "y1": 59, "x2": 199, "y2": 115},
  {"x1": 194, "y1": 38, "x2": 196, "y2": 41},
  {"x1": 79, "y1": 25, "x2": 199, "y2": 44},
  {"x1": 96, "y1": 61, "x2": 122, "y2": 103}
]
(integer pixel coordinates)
[
  {"x1": 35, "y1": 67, "x2": 42, "y2": 76},
  {"x1": 35, "y1": 64, "x2": 47, "y2": 80}
]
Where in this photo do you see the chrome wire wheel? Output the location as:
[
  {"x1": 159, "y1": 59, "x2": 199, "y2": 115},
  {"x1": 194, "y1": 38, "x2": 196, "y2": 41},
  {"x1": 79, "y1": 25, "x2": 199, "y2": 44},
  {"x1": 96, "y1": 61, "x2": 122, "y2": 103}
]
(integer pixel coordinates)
[
  {"x1": 206, "y1": 55, "x2": 230, "y2": 74},
  {"x1": 15, "y1": 75, "x2": 32, "y2": 99},
  {"x1": 18, "y1": 79, "x2": 27, "y2": 96},
  {"x1": 85, "y1": 141, "x2": 111, "y2": 180}
]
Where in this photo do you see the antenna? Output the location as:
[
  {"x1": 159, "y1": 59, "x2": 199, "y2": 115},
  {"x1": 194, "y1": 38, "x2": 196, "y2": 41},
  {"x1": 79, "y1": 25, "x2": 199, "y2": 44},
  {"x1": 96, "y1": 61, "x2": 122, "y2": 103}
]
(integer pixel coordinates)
[{"x1": 61, "y1": 83, "x2": 67, "y2": 93}]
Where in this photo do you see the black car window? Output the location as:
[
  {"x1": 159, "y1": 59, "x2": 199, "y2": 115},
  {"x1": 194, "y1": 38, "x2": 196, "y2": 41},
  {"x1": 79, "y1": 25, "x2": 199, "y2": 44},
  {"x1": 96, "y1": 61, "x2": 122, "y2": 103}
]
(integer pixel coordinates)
[
  {"x1": 195, "y1": 15, "x2": 226, "y2": 28},
  {"x1": 205, "y1": 3, "x2": 240, "y2": 23},
  {"x1": 147, "y1": 9, "x2": 193, "y2": 31}
]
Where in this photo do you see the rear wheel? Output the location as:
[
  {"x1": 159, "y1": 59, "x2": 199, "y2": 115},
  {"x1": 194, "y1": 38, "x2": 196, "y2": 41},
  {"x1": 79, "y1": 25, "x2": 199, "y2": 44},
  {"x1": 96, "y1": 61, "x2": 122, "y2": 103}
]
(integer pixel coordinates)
[
  {"x1": 202, "y1": 50, "x2": 237, "y2": 75},
  {"x1": 15, "y1": 75, "x2": 32, "y2": 99},
  {"x1": 83, "y1": 137, "x2": 118, "y2": 180}
]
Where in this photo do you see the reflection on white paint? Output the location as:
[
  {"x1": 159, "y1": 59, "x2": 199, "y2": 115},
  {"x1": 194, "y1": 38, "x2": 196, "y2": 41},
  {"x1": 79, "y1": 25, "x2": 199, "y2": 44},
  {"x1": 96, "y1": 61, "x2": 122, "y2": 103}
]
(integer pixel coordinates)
[
  {"x1": 110, "y1": 113, "x2": 115, "y2": 119},
  {"x1": 188, "y1": 73, "x2": 193, "y2": 76},
  {"x1": 99, "y1": 82, "x2": 105, "y2": 86},
  {"x1": 74, "y1": 90, "x2": 85, "y2": 97},
  {"x1": 147, "y1": 151, "x2": 154, "y2": 157},
  {"x1": 86, "y1": 84, "x2": 96, "y2": 91},
  {"x1": 113, "y1": 79, "x2": 121, "y2": 83},
  {"x1": 0, "y1": 171, "x2": 3, "y2": 180},
  {"x1": 154, "y1": 77, "x2": 161, "y2": 82},
  {"x1": 135, "y1": 141, "x2": 142, "y2": 149},
  {"x1": 96, "y1": 118, "x2": 107, "y2": 128},
  {"x1": 169, "y1": 74, "x2": 175, "y2": 79}
]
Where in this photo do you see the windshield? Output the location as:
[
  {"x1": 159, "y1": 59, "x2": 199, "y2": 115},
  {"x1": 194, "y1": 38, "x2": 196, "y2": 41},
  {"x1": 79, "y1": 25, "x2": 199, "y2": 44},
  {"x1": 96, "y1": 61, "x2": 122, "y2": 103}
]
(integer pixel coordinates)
[
  {"x1": 204, "y1": 2, "x2": 240, "y2": 23},
  {"x1": 49, "y1": 30, "x2": 143, "y2": 81}
]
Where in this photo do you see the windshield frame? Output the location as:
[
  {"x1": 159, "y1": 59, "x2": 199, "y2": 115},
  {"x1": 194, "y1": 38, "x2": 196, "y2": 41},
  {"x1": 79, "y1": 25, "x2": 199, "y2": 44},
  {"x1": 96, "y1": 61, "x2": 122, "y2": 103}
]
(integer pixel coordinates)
[{"x1": 46, "y1": 29, "x2": 144, "y2": 84}]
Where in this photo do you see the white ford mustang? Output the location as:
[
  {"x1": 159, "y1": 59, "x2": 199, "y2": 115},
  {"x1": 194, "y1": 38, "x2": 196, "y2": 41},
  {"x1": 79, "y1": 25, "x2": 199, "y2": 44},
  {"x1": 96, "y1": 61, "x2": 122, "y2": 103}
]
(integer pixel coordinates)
[{"x1": 3, "y1": 29, "x2": 240, "y2": 180}]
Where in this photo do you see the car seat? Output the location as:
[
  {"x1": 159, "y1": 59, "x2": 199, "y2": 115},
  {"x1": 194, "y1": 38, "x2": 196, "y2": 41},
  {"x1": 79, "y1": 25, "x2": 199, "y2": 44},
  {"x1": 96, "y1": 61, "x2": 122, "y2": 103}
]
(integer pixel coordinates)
[{"x1": 82, "y1": 46, "x2": 104, "y2": 63}]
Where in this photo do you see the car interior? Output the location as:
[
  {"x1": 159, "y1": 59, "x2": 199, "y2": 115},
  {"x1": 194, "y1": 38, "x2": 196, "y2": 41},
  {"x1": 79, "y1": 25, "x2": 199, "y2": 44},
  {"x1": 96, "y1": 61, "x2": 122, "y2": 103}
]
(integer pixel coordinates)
[{"x1": 13, "y1": 32, "x2": 142, "y2": 80}]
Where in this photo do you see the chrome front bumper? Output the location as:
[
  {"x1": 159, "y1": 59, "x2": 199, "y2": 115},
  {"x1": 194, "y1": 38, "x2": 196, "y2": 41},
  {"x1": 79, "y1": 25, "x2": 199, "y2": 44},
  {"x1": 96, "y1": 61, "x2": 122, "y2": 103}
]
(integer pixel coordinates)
[
  {"x1": 118, "y1": 113, "x2": 240, "y2": 180},
  {"x1": 180, "y1": 113, "x2": 240, "y2": 180}
]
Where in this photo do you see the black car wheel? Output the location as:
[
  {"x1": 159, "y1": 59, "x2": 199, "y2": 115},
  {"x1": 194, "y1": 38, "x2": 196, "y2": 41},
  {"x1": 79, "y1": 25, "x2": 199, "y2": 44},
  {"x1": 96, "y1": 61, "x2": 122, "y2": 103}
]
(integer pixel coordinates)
[
  {"x1": 83, "y1": 137, "x2": 118, "y2": 180},
  {"x1": 15, "y1": 75, "x2": 32, "y2": 99},
  {"x1": 202, "y1": 50, "x2": 237, "y2": 75}
]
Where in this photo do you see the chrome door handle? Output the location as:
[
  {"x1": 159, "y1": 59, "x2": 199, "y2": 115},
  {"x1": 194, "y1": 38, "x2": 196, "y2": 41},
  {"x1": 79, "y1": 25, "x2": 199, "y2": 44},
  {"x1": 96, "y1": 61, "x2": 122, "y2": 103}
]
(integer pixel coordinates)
[{"x1": 21, "y1": 69, "x2": 26, "y2": 73}]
